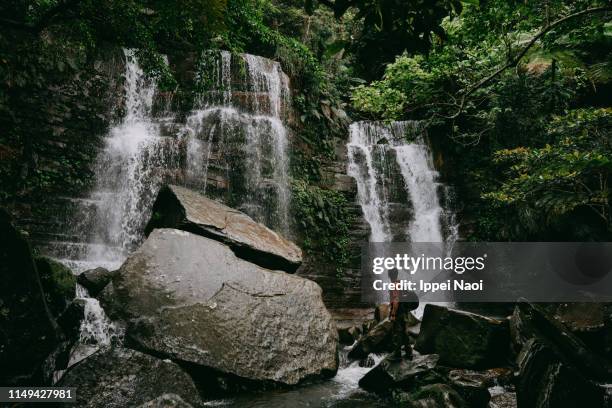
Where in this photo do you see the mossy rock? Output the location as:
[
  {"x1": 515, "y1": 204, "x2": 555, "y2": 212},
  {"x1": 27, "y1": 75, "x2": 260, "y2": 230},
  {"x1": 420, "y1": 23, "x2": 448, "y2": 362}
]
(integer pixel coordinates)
[{"x1": 35, "y1": 257, "x2": 76, "y2": 317}]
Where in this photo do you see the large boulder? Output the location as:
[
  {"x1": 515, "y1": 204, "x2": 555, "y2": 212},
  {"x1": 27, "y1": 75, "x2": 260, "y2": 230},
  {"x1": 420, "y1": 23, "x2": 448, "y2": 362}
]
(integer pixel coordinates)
[
  {"x1": 101, "y1": 228, "x2": 337, "y2": 386},
  {"x1": 35, "y1": 256, "x2": 76, "y2": 315},
  {"x1": 145, "y1": 185, "x2": 302, "y2": 272},
  {"x1": 358, "y1": 353, "x2": 441, "y2": 393},
  {"x1": 446, "y1": 369, "x2": 491, "y2": 408},
  {"x1": 58, "y1": 347, "x2": 201, "y2": 407},
  {"x1": 415, "y1": 304, "x2": 509, "y2": 369},
  {"x1": 516, "y1": 338, "x2": 605, "y2": 408},
  {"x1": 0, "y1": 209, "x2": 64, "y2": 385}
]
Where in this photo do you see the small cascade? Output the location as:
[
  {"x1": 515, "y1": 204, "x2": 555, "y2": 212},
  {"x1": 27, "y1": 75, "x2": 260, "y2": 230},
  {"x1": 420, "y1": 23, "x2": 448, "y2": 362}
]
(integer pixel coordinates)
[
  {"x1": 68, "y1": 285, "x2": 122, "y2": 365},
  {"x1": 181, "y1": 51, "x2": 292, "y2": 234},
  {"x1": 347, "y1": 121, "x2": 456, "y2": 245}
]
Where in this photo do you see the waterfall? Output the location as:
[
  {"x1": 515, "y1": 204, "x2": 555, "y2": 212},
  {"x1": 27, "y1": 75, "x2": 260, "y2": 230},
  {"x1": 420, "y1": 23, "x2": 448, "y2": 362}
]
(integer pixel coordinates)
[
  {"x1": 347, "y1": 121, "x2": 456, "y2": 244},
  {"x1": 60, "y1": 49, "x2": 178, "y2": 272},
  {"x1": 46, "y1": 50, "x2": 175, "y2": 362},
  {"x1": 348, "y1": 121, "x2": 457, "y2": 309},
  {"x1": 181, "y1": 51, "x2": 292, "y2": 234}
]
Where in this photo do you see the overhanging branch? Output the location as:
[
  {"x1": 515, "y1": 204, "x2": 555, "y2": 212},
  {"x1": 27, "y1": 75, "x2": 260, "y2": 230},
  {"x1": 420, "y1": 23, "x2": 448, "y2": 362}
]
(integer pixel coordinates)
[{"x1": 448, "y1": 6, "x2": 612, "y2": 118}]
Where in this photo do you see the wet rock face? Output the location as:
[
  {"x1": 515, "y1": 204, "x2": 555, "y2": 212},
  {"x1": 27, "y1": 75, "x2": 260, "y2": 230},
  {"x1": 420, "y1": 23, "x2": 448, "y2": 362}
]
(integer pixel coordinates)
[
  {"x1": 58, "y1": 347, "x2": 201, "y2": 407},
  {"x1": 145, "y1": 185, "x2": 302, "y2": 272},
  {"x1": 406, "y1": 383, "x2": 467, "y2": 408},
  {"x1": 516, "y1": 339, "x2": 605, "y2": 408},
  {"x1": 102, "y1": 228, "x2": 337, "y2": 385},
  {"x1": 415, "y1": 304, "x2": 510, "y2": 369},
  {"x1": 510, "y1": 300, "x2": 612, "y2": 381}
]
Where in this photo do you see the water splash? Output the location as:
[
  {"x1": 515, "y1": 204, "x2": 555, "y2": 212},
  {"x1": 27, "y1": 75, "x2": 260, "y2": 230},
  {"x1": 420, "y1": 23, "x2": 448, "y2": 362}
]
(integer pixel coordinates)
[{"x1": 67, "y1": 285, "x2": 122, "y2": 366}]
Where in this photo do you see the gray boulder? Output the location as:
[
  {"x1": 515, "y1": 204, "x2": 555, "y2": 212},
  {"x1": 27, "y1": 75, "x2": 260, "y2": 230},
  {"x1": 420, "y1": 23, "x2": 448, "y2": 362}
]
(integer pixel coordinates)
[
  {"x1": 101, "y1": 228, "x2": 337, "y2": 386},
  {"x1": 58, "y1": 347, "x2": 201, "y2": 407},
  {"x1": 348, "y1": 319, "x2": 393, "y2": 359},
  {"x1": 145, "y1": 185, "x2": 302, "y2": 272},
  {"x1": 415, "y1": 304, "x2": 509, "y2": 369}
]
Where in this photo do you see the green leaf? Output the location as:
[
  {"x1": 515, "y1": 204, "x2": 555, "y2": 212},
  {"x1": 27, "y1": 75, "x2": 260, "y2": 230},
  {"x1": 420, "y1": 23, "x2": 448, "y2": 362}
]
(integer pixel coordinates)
[
  {"x1": 604, "y1": 22, "x2": 612, "y2": 37},
  {"x1": 460, "y1": 0, "x2": 479, "y2": 6}
]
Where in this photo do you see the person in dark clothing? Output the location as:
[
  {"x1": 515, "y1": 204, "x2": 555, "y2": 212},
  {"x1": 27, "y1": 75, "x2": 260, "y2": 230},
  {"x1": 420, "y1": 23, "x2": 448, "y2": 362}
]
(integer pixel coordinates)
[{"x1": 388, "y1": 268, "x2": 419, "y2": 360}]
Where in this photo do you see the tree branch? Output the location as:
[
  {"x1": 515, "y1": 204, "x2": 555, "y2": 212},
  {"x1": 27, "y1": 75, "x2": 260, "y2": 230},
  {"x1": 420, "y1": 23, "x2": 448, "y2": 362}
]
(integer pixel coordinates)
[{"x1": 449, "y1": 6, "x2": 612, "y2": 118}]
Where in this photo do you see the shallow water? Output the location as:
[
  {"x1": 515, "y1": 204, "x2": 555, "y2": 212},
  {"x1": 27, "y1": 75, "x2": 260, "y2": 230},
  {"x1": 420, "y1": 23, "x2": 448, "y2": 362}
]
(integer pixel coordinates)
[{"x1": 202, "y1": 351, "x2": 388, "y2": 408}]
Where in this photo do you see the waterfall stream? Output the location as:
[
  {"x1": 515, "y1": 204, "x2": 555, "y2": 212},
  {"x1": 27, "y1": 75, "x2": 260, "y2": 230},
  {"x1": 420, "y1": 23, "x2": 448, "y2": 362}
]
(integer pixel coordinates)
[
  {"x1": 347, "y1": 121, "x2": 456, "y2": 244},
  {"x1": 181, "y1": 51, "x2": 292, "y2": 234},
  {"x1": 62, "y1": 49, "x2": 178, "y2": 273},
  {"x1": 347, "y1": 121, "x2": 458, "y2": 311}
]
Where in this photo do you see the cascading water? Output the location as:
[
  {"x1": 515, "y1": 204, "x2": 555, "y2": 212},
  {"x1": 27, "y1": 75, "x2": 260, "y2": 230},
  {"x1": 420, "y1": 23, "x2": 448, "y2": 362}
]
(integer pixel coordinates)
[
  {"x1": 347, "y1": 121, "x2": 458, "y2": 310},
  {"x1": 181, "y1": 51, "x2": 292, "y2": 234},
  {"x1": 347, "y1": 120, "x2": 456, "y2": 245},
  {"x1": 49, "y1": 50, "x2": 175, "y2": 363},
  {"x1": 69, "y1": 49, "x2": 178, "y2": 272},
  {"x1": 49, "y1": 49, "x2": 178, "y2": 273}
]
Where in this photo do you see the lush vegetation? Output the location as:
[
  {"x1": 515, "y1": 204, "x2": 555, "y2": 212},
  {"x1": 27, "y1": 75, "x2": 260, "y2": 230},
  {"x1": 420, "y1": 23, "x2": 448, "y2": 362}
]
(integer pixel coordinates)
[
  {"x1": 350, "y1": 0, "x2": 612, "y2": 241},
  {"x1": 1, "y1": 0, "x2": 611, "y2": 269}
]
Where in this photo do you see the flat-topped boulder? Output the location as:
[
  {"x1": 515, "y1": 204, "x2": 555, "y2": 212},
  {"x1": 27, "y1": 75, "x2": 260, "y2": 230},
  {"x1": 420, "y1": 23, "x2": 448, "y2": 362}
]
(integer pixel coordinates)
[
  {"x1": 101, "y1": 228, "x2": 337, "y2": 386},
  {"x1": 145, "y1": 185, "x2": 302, "y2": 272}
]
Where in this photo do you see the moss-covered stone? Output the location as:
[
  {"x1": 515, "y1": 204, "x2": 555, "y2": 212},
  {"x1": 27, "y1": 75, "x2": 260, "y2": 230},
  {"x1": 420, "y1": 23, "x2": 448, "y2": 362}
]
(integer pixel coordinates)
[{"x1": 35, "y1": 256, "x2": 76, "y2": 317}]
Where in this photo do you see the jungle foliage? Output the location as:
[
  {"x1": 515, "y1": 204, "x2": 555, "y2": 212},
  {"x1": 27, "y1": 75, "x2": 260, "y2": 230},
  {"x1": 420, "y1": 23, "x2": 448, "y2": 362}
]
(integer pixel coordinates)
[
  {"x1": 2, "y1": 0, "x2": 612, "y2": 267},
  {"x1": 350, "y1": 0, "x2": 612, "y2": 241}
]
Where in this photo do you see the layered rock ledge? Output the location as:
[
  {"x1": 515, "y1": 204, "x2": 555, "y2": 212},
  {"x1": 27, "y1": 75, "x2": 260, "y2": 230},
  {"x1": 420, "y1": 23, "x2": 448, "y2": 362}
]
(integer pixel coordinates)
[{"x1": 145, "y1": 185, "x2": 302, "y2": 272}]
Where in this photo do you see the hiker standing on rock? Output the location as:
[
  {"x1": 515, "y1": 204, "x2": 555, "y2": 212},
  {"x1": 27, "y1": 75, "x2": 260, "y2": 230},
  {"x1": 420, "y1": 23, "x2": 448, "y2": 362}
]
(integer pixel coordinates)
[{"x1": 388, "y1": 268, "x2": 418, "y2": 360}]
